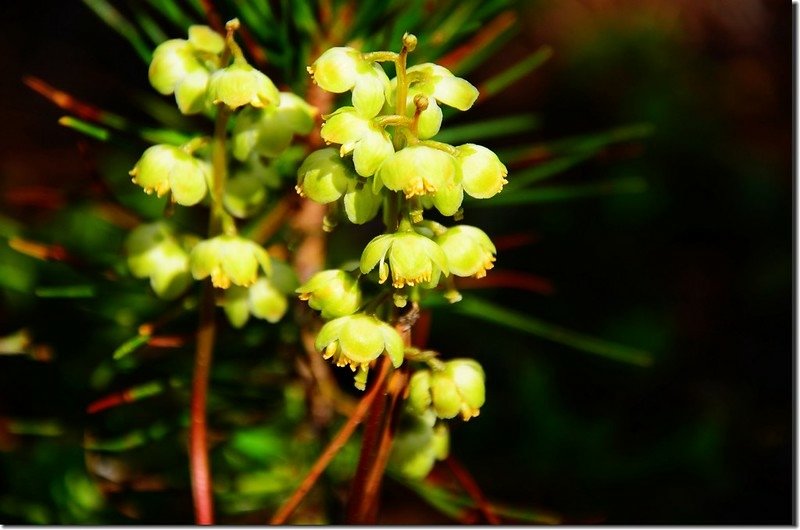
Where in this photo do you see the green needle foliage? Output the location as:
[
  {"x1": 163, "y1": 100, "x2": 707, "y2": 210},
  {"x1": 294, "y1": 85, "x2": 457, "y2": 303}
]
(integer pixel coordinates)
[{"x1": 1, "y1": 0, "x2": 654, "y2": 524}]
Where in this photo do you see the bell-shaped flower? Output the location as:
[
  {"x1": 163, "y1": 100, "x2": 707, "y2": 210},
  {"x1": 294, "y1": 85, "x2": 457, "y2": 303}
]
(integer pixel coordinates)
[
  {"x1": 221, "y1": 277, "x2": 288, "y2": 328},
  {"x1": 315, "y1": 313, "x2": 405, "y2": 372},
  {"x1": 207, "y1": 60, "x2": 280, "y2": 110},
  {"x1": 343, "y1": 181, "x2": 382, "y2": 225},
  {"x1": 148, "y1": 39, "x2": 213, "y2": 115},
  {"x1": 129, "y1": 144, "x2": 210, "y2": 206},
  {"x1": 360, "y1": 230, "x2": 449, "y2": 288},
  {"x1": 320, "y1": 107, "x2": 394, "y2": 177},
  {"x1": 408, "y1": 359, "x2": 486, "y2": 420},
  {"x1": 125, "y1": 222, "x2": 194, "y2": 300},
  {"x1": 187, "y1": 25, "x2": 225, "y2": 54},
  {"x1": 232, "y1": 92, "x2": 317, "y2": 160},
  {"x1": 456, "y1": 144, "x2": 508, "y2": 199},
  {"x1": 190, "y1": 235, "x2": 271, "y2": 289},
  {"x1": 309, "y1": 47, "x2": 391, "y2": 117},
  {"x1": 388, "y1": 408, "x2": 449, "y2": 480},
  {"x1": 375, "y1": 145, "x2": 460, "y2": 199},
  {"x1": 392, "y1": 63, "x2": 479, "y2": 139},
  {"x1": 436, "y1": 225, "x2": 496, "y2": 278},
  {"x1": 223, "y1": 174, "x2": 267, "y2": 219},
  {"x1": 296, "y1": 269, "x2": 361, "y2": 319},
  {"x1": 296, "y1": 148, "x2": 355, "y2": 204}
]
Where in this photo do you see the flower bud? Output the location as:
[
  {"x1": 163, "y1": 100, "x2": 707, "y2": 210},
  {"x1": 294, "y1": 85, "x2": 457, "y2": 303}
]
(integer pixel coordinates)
[
  {"x1": 207, "y1": 61, "x2": 280, "y2": 110},
  {"x1": 343, "y1": 182, "x2": 382, "y2": 225},
  {"x1": 221, "y1": 277, "x2": 288, "y2": 328},
  {"x1": 129, "y1": 144, "x2": 210, "y2": 206},
  {"x1": 223, "y1": 174, "x2": 267, "y2": 219},
  {"x1": 187, "y1": 25, "x2": 225, "y2": 54},
  {"x1": 125, "y1": 222, "x2": 193, "y2": 300},
  {"x1": 190, "y1": 235, "x2": 271, "y2": 289},
  {"x1": 456, "y1": 144, "x2": 508, "y2": 199},
  {"x1": 376, "y1": 145, "x2": 459, "y2": 198},
  {"x1": 232, "y1": 92, "x2": 317, "y2": 160},
  {"x1": 148, "y1": 39, "x2": 212, "y2": 115},
  {"x1": 436, "y1": 225, "x2": 496, "y2": 278},
  {"x1": 388, "y1": 409, "x2": 449, "y2": 480},
  {"x1": 320, "y1": 107, "x2": 394, "y2": 177},
  {"x1": 315, "y1": 313, "x2": 405, "y2": 371},
  {"x1": 360, "y1": 231, "x2": 449, "y2": 289},
  {"x1": 296, "y1": 269, "x2": 361, "y2": 319},
  {"x1": 391, "y1": 63, "x2": 478, "y2": 139},
  {"x1": 309, "y1": 47, "x2": 391, "y2": 117},
  {"x1": 296, "y1": 148, "x2": 355, "y2": 204},
  {"x1": 410, "y1": 359, "x2": 485, "y2": 420}
]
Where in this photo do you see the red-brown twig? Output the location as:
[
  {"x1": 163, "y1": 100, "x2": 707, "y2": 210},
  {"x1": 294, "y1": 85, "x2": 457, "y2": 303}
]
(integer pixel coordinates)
[
  {"x1": 445, "y1": 456, "x2": 501, "y2": 524},
  {"x1": 199, "y1": 0, "x2": 224, "y2": 33},
  {"x1": 189, "y1": 284, "x2": 217, "y2": 525},
  {"x1": 346, "y1": 369, "x2": 409, "y2": 523},
  {"x1": 270, "y1": 358, "x2": 391, "y2": 525}
]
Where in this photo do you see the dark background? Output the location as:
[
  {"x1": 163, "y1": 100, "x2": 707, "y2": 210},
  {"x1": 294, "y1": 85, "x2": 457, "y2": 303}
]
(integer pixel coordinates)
[{"x1": 0, "y1": 0, "x2": 792, "y2": 524}]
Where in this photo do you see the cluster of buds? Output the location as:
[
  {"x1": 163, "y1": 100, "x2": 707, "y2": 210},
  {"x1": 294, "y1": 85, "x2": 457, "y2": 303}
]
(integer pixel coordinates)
[
  {"x1": 125, "y1": 20, "x2": 312, "y2": 329},
  {"x1": 296, "y1": 34, "x2": 500, "y2": 477}
]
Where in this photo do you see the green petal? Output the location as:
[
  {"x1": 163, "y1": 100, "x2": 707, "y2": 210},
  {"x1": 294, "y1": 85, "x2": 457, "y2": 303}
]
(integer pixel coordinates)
[
  {"x1": 296, "y1": 148, "x2": 352, "y2": 203},
  {"x1": 408, "y1": 370, "x2": 432, "y2": 414},
  {"x1": 360, "y1": 234, "x2": 394, "y2": 274},
  {"x1": 222, "y1": 286, "x2": 251, "y2": 328},
  {"x1": 175, "y1": 69, "x2": 210, "y2": 115},
  {"x1": 320, "y1": 107, "x2": 369, "y2": 148},
  {"x1": 169, "y1": 158, "x2": 209, "y2": 206},
  {"x1": 188, "y1": 25, "x2": 225, "y2": 54},
  {"x1": 430, "y1": 374, "x2": 461, "y2": 419},
  {"x1": 431, "y1": 181, "x2": 463, "y2": 217},
  {"x1": 310, "y1": 47, "x2": 359, "y2": 93},
  {"x1": 457, "y1": 144, "x2": 508, "y2": 199},
  {"x1": 249, "y1": 278, "x2": 288, "y2": 323},
  {"x1": 432, "y1": 75, "x2": 479, "y2": 111},
  {"x1": 343, "y1": 184, "x2": 381, "y2": 224},
  {"x1": 339, "y1": 315, "x2": 385, "y2": 364},
  {"x1": 381, "y1": 323, "x2": 405, "y2": 368},
  {"x1": 352, "y1": 65, "x2": 390, "y2": 118},
  {"x1": 315, "y1": 316, "x2": 348, "y2": 350},
  {"x1": 351, "y1": 126, "x2": 393, "y2": 177}
]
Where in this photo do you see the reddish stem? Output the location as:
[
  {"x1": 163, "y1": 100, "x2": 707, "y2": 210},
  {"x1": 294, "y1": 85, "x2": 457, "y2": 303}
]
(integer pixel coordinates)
[
  {"x1": 190, "y1": 283, "x2": 217, "y2": 525},
  {"x1": 270, "y1": 358, "x2": 391, "y2": 525},
  {"x1": 445, "y1": 456, "x2": 501, "y2": 524}
]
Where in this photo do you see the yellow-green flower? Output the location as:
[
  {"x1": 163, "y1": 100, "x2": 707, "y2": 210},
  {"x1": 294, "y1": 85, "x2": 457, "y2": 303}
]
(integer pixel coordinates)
[
  {"x1": 375, "y1": 145, "x2": 460, "y2": 199},
  {"x1": 232, "y1": 92, "x2": 317, "y2": 160},
  {"x1": 360, "y1": 231, "x2": 449, "y2": 288},
  {"x1": 296, "y1": 269, "x2": 361, "y2": 319},
  {"x1": 190, "y1": 235, "x2": 271, "y2": 289},
  {"x1": 309, "y1": 47, "x2": 391, "y2": 117},
  {"x1": 222, "y1": 277, "x2": 289, "y2": 328},
  {"x1": 409, "y1": 359, "x2": 486, "y2": 420},
  {"x1": 125, "y1": 222, "x2": 194, "y2": 300},
  {"x1": 129, "y1": 144, "x2": 210, "y2": 206},
  {"x1": 456, "y1": 144, "x2": 508, "y2": 199},
  {"x1": 436, "y1": 225, "x2": 496, "y2": 278},
  {"x1": 320, "y1": 107, "x2": 394, "y2": 177},
  {"x1": 315, "y1": 313, "x2": 405, "y2": 371},
  {"x1": 207, "y1": 60, "x2": 280, "y2": 110}
]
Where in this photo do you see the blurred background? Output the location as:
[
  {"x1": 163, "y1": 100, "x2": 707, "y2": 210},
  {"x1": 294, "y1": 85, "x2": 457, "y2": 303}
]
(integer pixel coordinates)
[{"x1": 0, "y1": 0, "x2": 792, "y2": 524}]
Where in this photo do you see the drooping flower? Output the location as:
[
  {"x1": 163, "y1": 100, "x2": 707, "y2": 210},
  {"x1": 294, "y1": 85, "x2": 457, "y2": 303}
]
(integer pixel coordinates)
[
  {"x1": 408, "y1": 359, "x2": 486, "y2": 420},
  {"x1": 456, "y1": 144, "x2": 508, "y2": 199},
  {"x1": 296, "y1": 269, "x2": 362, "y2": 319},
  {"x1": 375, "y1": 145, "x2": 460, "y2": 199},
  {"x1": 231, "y1": 92, "x2": 317, "y2": 160},
  {"x1": 393, "y1": 63, "x2": 479, "y2": 139},
  {"x1": 190, "y1": 235, "x2": 271, "y2": 289},
  {"x1": 125, "y1": 222, "x2": 194, "y2": 300},
  {"x1": 388, "y1": 408, "x2": 449, "y2": 480},
  {"x1": 315, "y1": 313, "x2": 405, "y2": 371},
  {"x1": 295, "y1": 148, "x2": 355, "y2": 204},
  {"x1": 309, "y1": 47, "x2": 391, "y2": 117},
  {"x1": 436, "y1": 225, "x2": 496, "y2": 278},
  {"x1": 221, "y1": 277, "x2": 289, "y2": 328},
  {"x1": 360, "y1": 231, "x2": 449, "y2": 288},
  {"x1": 129, "y1": 144, "x2": 210, "y2": 206},
  {"x1": 207, "y1": 60, "x2": 280, "y2": 110},
  {"x1": 320, "y1": 107, "x2": 394, "y2": 177}
]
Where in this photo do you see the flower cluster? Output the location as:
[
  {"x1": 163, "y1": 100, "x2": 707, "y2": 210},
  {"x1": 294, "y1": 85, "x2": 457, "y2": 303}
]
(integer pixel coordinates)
[
  {"x1": 125, "y1": 20, "x2": 310, "y2": 329},
  {"x1": 296, "y1": 34, "x2": 502, "y2": 476}
]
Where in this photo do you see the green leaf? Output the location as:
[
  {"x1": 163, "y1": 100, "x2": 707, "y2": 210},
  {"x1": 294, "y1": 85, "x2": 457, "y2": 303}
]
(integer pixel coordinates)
[
  {"x1": 130, "y1": 6, "x2": 168, "y2": 45},
  {"x1": 504, "y1": 151, "x2": 597, "y2": 189},
  {"x1": 434, "y1": 114, "x2": 539, "y2": 144},
  {"x1": 35, "y1": 285, "x2": 96, "y2": 298},
  {"x1": 82, "y1": 0, "x2": 152, "y2": 63},
  {"x1": 112, "y1": 334, "x2": 149, "y2": 360},
  {"x1": 146, "y1": 0, "x2": 196, "y2": 29},
  {"x1": 426, "y1": 295, "x2": 654, "y2": 366},
  {"x1": 479, "y1": 46, "x2": 553, "y2": 100},
  {"x1": 58, "y1": 117, "x2": 110, "y2": 142},
  {"x1": 471, "y1": 176, "x2": 648, "y2": 206}
]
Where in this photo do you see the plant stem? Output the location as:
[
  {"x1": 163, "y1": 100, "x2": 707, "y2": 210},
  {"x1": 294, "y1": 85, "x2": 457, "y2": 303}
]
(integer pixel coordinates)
[
  {"x1": 269, "y1": 357, "x2": 391, "y2": 525},
  {"x1": 346, "y1": 368, "x2": 409, "y2": 523},
  {"x1": 189, "y1": 105, "x2": 231, "y2": 525},
  {"x1": 446, "y1": 456, "x2": 501, "y2": 524}
]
